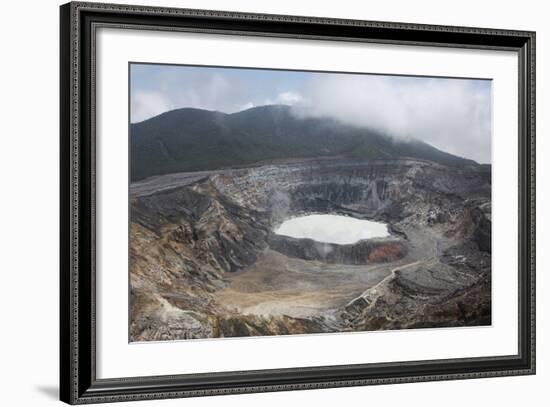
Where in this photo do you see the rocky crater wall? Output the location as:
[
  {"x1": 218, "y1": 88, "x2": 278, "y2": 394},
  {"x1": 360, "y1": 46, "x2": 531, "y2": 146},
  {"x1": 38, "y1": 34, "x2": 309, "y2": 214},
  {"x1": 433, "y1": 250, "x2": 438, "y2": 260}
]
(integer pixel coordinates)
[
  {"x1": 268, "y1": 234, "x2": 407, "y2": 265},
  {"x1": 129, "y1": 157, "x2": 492, "y2": 340}
]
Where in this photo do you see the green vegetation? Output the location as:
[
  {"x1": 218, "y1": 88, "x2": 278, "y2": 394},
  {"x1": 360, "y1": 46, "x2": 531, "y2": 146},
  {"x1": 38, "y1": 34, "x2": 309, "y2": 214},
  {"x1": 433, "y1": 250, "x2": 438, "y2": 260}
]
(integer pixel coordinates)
[{"x1": 130, "y1": 105, "x2": 476, "y2": 181}]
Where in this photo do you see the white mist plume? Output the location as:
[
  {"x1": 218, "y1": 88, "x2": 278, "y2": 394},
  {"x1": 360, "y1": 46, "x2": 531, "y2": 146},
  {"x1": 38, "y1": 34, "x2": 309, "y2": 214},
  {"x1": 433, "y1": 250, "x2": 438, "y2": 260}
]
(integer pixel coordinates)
[
  {"x1": 131, "y1": 65, "x2": 492, "y2": 163},
  {"x1": 293, "y1": 75, "x2": 491, "y2": 163}
]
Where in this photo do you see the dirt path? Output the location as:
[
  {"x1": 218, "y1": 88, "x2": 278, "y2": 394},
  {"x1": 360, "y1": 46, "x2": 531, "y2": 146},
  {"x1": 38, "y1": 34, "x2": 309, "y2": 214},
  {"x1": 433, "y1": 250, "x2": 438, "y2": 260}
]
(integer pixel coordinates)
[{"x1": 215, "y1": 224, "x2": 452, "y2": 319}]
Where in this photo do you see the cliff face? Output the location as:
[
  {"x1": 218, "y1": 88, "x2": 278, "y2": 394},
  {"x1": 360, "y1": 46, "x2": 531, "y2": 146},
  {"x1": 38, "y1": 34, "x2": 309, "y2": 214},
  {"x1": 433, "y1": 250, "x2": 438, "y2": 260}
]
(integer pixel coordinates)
[{"x1": 129, "y1": 158, "x2": 491, "y2": 341}]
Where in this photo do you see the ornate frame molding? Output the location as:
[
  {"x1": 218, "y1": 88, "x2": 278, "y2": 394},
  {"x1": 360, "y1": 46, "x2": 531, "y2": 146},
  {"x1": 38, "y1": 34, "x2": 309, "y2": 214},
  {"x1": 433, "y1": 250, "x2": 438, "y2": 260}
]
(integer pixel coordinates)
[{"x1": 60, "y1": 2, "x2": 535, "y2": 404}]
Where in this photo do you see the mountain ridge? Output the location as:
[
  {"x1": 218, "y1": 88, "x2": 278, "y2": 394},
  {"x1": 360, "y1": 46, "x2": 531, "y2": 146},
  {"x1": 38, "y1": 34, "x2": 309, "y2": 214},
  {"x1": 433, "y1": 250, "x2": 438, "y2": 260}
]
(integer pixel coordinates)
[{"x1": 130, "y1": 104, "x2": 478, "y2": 181}]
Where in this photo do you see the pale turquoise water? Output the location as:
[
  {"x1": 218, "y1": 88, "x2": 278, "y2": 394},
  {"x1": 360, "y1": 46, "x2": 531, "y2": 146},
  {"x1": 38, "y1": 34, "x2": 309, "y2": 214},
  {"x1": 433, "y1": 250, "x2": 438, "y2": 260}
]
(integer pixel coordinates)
[{"x1": 274, "y1": 214, "x2": 389, "y2": 245}]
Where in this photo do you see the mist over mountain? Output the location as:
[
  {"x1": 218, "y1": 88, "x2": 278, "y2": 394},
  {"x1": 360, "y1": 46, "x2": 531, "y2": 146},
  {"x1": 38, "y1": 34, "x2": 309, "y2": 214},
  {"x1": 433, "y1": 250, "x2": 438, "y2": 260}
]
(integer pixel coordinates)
[{"x1": 130, "y1": 104, "x2": 478, "y2": 181}]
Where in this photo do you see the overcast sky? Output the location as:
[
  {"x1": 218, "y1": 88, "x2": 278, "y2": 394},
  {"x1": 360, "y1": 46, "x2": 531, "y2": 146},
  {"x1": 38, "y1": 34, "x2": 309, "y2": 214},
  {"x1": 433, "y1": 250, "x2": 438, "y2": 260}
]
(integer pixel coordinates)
[{"x1": 130, "y1": 63, "x2": 492, "y2": 163}]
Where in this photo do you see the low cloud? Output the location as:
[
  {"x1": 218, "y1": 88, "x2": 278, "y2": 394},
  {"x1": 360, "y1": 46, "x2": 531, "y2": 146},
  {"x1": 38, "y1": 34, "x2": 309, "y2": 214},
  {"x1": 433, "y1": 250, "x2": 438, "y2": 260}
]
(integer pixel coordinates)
[
  {"x1": 295, "y1": 75, "x2": 492, "y2": 163},
  {"x1": 269, "y1": 91, "x2": 304, "y2": 105},
  {"x1": 131, "y1": 69, "x2": 252, "y2": 122},
  {"x1": 131, "y1": 65, "x2": 491, "y2": 163}
]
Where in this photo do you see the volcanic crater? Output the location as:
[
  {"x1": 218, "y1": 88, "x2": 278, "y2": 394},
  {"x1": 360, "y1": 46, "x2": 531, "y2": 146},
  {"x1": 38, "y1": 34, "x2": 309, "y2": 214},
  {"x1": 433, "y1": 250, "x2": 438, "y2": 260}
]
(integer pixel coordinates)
[{"x1": 129, "y1": 156, "x2": 491, "y2": 341}]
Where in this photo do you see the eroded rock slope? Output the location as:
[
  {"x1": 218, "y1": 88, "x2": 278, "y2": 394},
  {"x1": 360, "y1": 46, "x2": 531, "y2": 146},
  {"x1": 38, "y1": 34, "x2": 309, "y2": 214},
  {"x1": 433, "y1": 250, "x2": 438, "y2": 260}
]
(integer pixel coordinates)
[{"x1": 130, "y1": 157, "x2": 491, "y2": 341}]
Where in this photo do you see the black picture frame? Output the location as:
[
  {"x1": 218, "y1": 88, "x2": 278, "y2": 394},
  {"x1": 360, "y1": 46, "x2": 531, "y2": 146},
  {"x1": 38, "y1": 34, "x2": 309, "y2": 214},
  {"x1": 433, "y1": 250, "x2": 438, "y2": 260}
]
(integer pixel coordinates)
[{"x1": 60, "y1": 2, "x2": 536, "y2": 404}]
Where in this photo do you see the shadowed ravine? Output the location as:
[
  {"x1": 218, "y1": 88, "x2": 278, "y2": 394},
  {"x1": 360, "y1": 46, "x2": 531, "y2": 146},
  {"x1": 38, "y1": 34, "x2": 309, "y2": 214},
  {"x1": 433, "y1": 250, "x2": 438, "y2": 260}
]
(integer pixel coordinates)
[{"x1": 129, "y1": 157, "x2": 491, "y2": 341}]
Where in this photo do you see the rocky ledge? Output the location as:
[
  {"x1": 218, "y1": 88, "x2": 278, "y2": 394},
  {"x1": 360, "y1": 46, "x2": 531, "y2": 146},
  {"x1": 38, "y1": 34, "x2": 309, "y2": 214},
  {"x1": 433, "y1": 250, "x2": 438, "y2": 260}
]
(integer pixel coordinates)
[
  {"x1": 268, "y1": 234, "x2": 407, "y2": 265},
  {"x1": 129, "y1": 157, "x2": 491, "y2": 341}
]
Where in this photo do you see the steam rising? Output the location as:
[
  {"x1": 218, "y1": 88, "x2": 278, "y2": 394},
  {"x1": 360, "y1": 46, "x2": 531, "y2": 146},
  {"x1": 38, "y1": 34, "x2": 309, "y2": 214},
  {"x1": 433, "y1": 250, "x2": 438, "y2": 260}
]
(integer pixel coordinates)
[{"x1": 269, "y1": 189, "x2": 291, "y2": 222}]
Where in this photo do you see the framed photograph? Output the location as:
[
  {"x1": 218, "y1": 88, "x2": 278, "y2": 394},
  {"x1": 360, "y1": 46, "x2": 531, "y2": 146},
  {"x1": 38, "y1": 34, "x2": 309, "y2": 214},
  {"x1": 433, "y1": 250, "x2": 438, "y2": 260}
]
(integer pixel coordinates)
[{"x1": 60, "y1": 1, "x2": 536, "y2": 404}]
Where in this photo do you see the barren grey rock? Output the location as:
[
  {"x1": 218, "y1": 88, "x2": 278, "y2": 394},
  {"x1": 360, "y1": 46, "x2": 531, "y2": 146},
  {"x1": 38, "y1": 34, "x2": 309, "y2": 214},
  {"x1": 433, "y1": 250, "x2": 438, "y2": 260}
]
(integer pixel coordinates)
[{"x1": 129, "y1": 158, "x2": 491, "y2": 341}]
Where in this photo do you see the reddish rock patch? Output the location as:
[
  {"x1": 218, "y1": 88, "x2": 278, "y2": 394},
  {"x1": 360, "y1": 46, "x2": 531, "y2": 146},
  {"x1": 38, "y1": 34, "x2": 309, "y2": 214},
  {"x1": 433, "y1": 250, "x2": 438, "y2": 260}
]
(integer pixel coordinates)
[{"x1": 368, "y1": 242, "x2": 407, "y2": 263}]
